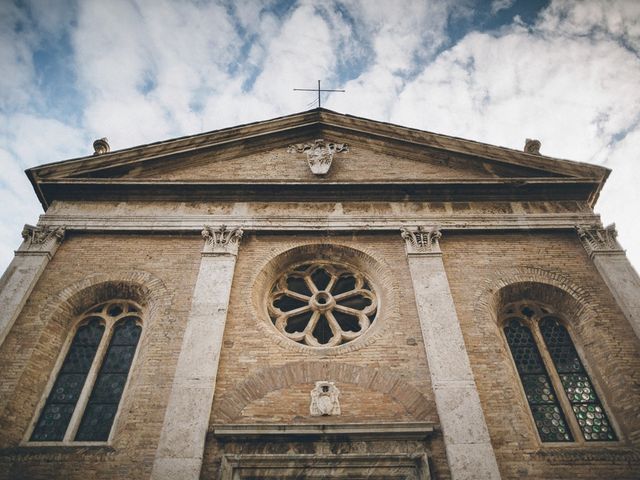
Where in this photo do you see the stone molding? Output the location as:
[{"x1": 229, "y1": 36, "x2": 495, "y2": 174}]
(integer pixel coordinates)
[
  {"x1": 211, "y1": 422, "x2": 435, "y2": 440},
  {"x1": 16, "y1": 224, "x2": 65, "y2": 257},
  {"x1": 201, "y1": 225, "x2": 243, "y2": 256},
  {"x1": 39, "y1": 212, "x2": 602, "y2": 232},
  {"x1": 576, "y1": 224, "x2": 623, "y2": 258},
  {"x1": 287, "y1": 139, "x2": 348, "y2": 175},
  {"x1": 401, "y1": 226, "x2": 442, "y2": 255}
]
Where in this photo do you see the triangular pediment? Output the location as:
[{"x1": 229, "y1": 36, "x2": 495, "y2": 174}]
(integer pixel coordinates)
[{"x1": 27, "y1": 109, "x2": 609, "y2": 208}]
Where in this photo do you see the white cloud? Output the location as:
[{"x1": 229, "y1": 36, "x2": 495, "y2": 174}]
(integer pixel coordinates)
[
  {"x1": 491, "y1": 0, "x2": 515, "y2": 15},
  {"x1": 1, "y1": 0, "x2": 639, "y2": 275}
]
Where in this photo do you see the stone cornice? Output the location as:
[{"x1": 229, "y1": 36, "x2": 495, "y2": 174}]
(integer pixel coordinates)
[
  {"x1": 210, "y1": 422, "x2": 435, "y2": 440},
  {"x1": 39, "y1": 212, "x2": 602, "y2": 232},
  {"x1": 16, "y1": 224, "x2": 65, "y2": 257}
]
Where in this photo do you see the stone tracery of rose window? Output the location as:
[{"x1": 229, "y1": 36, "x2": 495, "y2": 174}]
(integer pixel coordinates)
[{"x1": 268, "y1": 263, "x2": 377, "y2": 347}]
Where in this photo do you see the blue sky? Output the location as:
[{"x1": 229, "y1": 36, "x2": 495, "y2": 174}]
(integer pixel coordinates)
[{"x1": 1, "y1": 0, "x2": 639, "y2": 272}]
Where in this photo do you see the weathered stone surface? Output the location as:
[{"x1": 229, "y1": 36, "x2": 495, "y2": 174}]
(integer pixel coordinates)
[
  {"x1": 592, "y1": 253, "x2": 640, "y2": 340},
  {"x1": 151, "y1": 238, "x2": 239, "y2": 480},
  {"x1": 403, "y1": 234, "x2": 501, "y2": 480},
  {"x1": 0, "y1": 226, "x2": 63, "y2": 347}
]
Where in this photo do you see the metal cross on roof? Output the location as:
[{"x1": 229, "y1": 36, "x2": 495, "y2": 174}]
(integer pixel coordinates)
[{"x1": 294, "y1": 80, "x2": 345, "y2": 108}]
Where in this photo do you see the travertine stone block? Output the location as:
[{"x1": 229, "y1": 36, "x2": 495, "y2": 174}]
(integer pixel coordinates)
[
  {"x1": 0, "y1": 225, "x2": 64, "y2": 346},
  {"x1": 578, "y1": 225, "x2": 640, "y2": 340},
  {"x1": 402, "y1": 227, "x2": 500, "y2": 480},
  {"x1": 151, "y1": 228, "x2": 241, "y2": 480}
]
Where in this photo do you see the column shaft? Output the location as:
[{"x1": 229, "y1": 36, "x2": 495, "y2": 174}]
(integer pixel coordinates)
[
  {"x1": 401, "y1": 227, "x2": 501, "y2": 480},
  {"x1": 578, "y1": 225, "x2": 640, "y2": 340},
  {"x1": 152, "y1": 226, "x2": 242, "y2": 480},
  {"x1": 0, "y1": 225, "x2": 64, "y2": 347}
]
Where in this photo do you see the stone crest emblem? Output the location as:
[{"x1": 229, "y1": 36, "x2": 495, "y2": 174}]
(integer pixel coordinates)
[
  {"x1": 287, "y1": 139, "x2": 348, "y2": 175},
  {"x1": 310, "y1": 381, "x2": 341, "y2": 416}
]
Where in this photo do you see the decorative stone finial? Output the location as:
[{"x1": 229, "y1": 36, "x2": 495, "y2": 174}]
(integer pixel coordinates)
[
  {"x1": 310, "y1": 381, "x2": 341, "y2": 416},
  {"x1": 201, "y1": 225, "x2": 243, "y2": 255},
  {"x1": 93, "y1": 138, "x2": 110, "y2": 155},
  {"x1": 401, "y1": 226, "x2": 442, "y2": 255},
  {"x1": 576, "y1": 224, "x2": 622, "y2": 257},
  {"x1": 287, "y1": 139, "x2": 348, "y2": 175},
  {"x1": 524, "y1": 139, "x2": 541, "y2": 155}
]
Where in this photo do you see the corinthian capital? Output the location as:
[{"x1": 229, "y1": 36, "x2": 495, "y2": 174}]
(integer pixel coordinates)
[
  {"x1": 17, "y1": 225, "x2": 65, "y2": 255},
  {"x1": 401, "y1": 226, "x2": 442, "y2": 255},
  {"x1": 201, "y1": 225, "x2": 243, "y2": 256},
  {"x1": 576, "y1": 224, "x2": 623, "y2": 257}
]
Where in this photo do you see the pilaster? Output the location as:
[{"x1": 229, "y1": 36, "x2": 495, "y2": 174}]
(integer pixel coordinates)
[
  {"x1": 0, "y1": 225, "x2": 65, "y2": 346},
  {"x1": 577, "y1": 224, "x2": 640, "y2": 340},
  {"x1": 401, "y1": 226, "x2": 501, "y2": 480},
  {"x1": 151, "y1": 226, "x2": 243, "y2": 480}
]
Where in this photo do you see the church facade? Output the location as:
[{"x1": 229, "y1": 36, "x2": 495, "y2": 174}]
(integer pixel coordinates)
[{"x1": 0, "y1": 108, "x2": 639, "y2": 479}]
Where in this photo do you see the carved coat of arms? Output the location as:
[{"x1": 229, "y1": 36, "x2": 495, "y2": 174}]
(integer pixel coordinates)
[
  {"x1": 287, "y1": 139, "x2": 348, "y2": 175},
  {"x1": 310, "y1": 381, "x2": 341, "y2": 416}
]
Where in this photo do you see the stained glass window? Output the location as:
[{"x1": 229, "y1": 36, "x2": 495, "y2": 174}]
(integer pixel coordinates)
[
  {"x1": 504, "y1": 318, "x2": 572, "y2": 442},
  {"x1": 539, "y1": 317, "x2": 616, "y2": 441},
  {"x1": 30, "y1": 319, "x2": 104, "y2": 441},
  {"x1": 502, "y1": 302, "x2": 617, "y2": 444},
  {"x1": 75, "y1": 317, "x2": 141, "y2": 441},
  {"x1": 29, "y1": 301, "x2": 141, "y2": 443}
]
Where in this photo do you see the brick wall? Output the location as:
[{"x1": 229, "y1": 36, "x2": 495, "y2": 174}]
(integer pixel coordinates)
[
  {"x1": 442, "y1": 231, "x2": 640, "y2": 479},
  {"x1": 203, "y1": 232, "x2": 449, "y2": 479},
  {"x1": 0, "y1": 232, "x2": 202, "y2": 480}
]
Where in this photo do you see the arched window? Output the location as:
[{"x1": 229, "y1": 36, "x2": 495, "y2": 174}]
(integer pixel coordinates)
[
  {"x1": 29, "y1": 301, "x2": 142, "y2": 443},
  {"x1": 502, "y1": 301, "x2": 616, "y2": 443}
]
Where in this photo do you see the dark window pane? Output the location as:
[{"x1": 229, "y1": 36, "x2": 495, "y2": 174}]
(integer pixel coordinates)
[
  {"x1": 75, "y1": 318, "x2": 141, "y2": 441},
  {"x1": 286, "y1": 276, "x2": 312, "y2": 296},
  {"x1": 332, "y1": 275, "x2": 356, "y2": 295},
  {"x1": 539, "y1": 317, "x2": 582, "y2": 373},
  {"x1": 30, "y1": 404, "x2": 76, "y2": 442},
  {"x1": 540, "y1": 317, "x2": 617, "y2": 441},
  {"x1": 30, "y1": 319, "x2": 104, "y2": 442},
  {"x1": 100, "y1": 346, "x2": 136, "y2": 373},
  {"x1": 504, "y1": 318, "x2": 571, "y2": 442},
  {"x1": 312, "y1": 314, "x2": 333, "y2": 345},
  {"x1": 284, "y1": 311, "x2": 312, "y2": 334},
  {"x1": 310, "y1": 267, "x2": 331, "y2": 291},
  {"x1": 531, "y1": 404, "x2": 573, "y2": 442},
  {"x1": 89, "y1": 373, "x2": 128, "y2": 404},
  {"x1": 336, "y1": 295, "x2": 371, "y2": 311},
  {"x1": 74, "y1": 404, "x2": 118, "y2": 442},
  {"x1": 109, "y1": 317, "x2": 142, "y2": 345},
  {"x1": 332, "y1": 310, "x2": 361, "y2": 332},
  {"x1": 273, "y1": 295, "x2": 307, "y2": 312}
]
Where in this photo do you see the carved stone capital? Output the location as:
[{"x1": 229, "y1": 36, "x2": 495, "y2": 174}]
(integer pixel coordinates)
[
  {"x1": 287, "y1": 139, "x2": 348, "y2": 175},
  {"x1": 576, "y1": 224, "x2": 623, "y2": 258},
  {"x1": 401, "y1": 226, "x2": 442, "y2": 255},
  {"x1": 201, "y1": 225, "x2": 243, "y2": 256},
  {"x1": 16, "y1": 224, "x2": 65, "y2": 256}
]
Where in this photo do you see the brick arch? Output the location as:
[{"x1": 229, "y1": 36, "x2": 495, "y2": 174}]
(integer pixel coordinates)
[
  {"x1": 213, "y1": 361, "x2": 434, "y2": 424},
  {"x1": 474, "y1": 266, "x2": 601, "y2": 333},
  {"x1": 39, "y1": 270, "x2": 172, "y2": 334}
]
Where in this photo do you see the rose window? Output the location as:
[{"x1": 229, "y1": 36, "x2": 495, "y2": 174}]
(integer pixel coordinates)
[{"x1": 268, "y1": 263, "x2": 378, "y2": 347}]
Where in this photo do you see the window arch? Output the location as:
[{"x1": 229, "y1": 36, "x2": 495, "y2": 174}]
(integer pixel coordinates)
[
  {"x1": 29, "y1": 301, "x2": 142, "y2": 443},
  {"x1": 502, "y1": 300, "x2": 616, "y2": 443}
]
